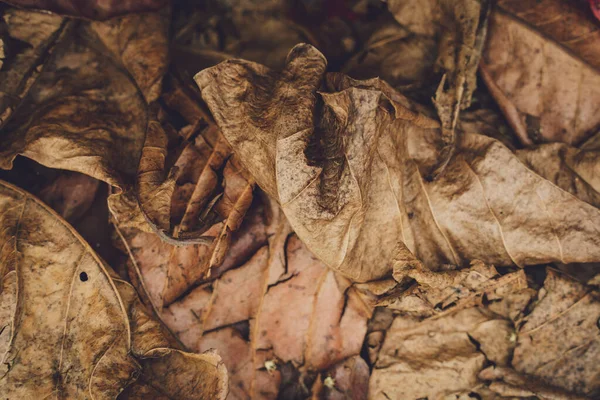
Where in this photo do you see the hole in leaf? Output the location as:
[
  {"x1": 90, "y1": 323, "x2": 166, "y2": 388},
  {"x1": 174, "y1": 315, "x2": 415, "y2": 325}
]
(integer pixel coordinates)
[{"x1": 79, "y1": 272, "x2": 88, "y2": 282}]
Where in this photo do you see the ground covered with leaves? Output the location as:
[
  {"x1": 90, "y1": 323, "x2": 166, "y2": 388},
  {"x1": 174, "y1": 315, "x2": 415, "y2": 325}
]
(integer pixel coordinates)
[{"x1": 0, "y1": 0, "x2": 599, "y2": 399}]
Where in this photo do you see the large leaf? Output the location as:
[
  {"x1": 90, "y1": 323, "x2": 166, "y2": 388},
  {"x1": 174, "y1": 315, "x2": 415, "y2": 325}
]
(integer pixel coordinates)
[
  {"x1": 0, "y1": 7, "x2": 169, "y2": 188},
  {"x1": 0, "y1": 180, "x2": 227, "y2": 399},
  {"x1": 481, "y1": 0, "x2": 600, "y2": 145},
  {"x1": 196, "y1": 44, "x2": 600, "y2": 283}
]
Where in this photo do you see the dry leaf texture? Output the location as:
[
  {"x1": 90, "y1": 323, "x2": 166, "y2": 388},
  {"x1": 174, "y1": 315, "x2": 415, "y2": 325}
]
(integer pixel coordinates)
[
  {"x1": 119, "y1": 197, "x2": 371, "y2": 399},
  {"x1": 481, "y1": 0, "x2": 600, "y2": 145},
  {"x1": 0, "y1": 180, "x2": 227, "y2": 399},
  {"x1": 0, "y1": 0, "x2": 168, "y2": 20},
  {"x1": 196, "y1": 44, "x2": 600, "y2": 283},
  {"x1": 0, "y1": 8, "x2": 169, "y2": 188}
]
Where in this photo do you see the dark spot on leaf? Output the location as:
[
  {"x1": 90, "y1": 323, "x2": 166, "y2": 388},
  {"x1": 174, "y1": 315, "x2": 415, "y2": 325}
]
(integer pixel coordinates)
[{"x1": 79, "y1": 272, "x2": 88, "y2": 282}]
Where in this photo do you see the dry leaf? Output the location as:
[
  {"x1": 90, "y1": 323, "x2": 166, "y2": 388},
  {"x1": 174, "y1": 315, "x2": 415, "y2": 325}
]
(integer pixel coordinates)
[
  {"x1": 38, "y1": 171, "x2": 100, "y2": 222},
  {"x1": 369, "y1": 306, "x2": 516, "y2": 399},
  {"x1": 119, "y1": 197, "x2": 371, "y2": 399},
  {"x1": 479, "y1": 366, "x2": 589, "y2": 400},
  {"x1": 112, "y1": 114, "x2": 255, "y2": 305},
  {"x1": 0, "y1": 8, "x2": 169, "y2": 189},
  {"x1": 0, "y1": 0, "x2": 168, "y2": 20},
  {"x1": 481, "y1": 0, "x2": 600, "y2": 145},
  {"x1": 512, "y1": 269, "x2": 600, "y2": 397},
  {"x1": 196, "y1": 44, "x2": 600, "y2": 283},
  {"x1": 384, "y1": 260, "x2": 532, "y2": 319},
  {"x1": 0, "y1": 180, "x2": 227, "y2": 399}
]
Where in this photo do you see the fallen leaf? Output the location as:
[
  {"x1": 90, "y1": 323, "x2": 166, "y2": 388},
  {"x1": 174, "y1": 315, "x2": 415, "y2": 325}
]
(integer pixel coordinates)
[
  {"x1": 111, "y1": 113, "x2": 255, "y2": 306},
  {"x1": 369, "y1": 306, "x2": 516, "y2": 399},
  {"x1": 119, "y1": 197, "x2": 371, "y2": 399},
  {"x1": 0, "y1": 0, "x2": 168, "y2": 20},
  {"x1": 384, "y1": 260, "x2": 532, "y2": 319},
  {"x1": 0, "y1": 7, "x2": 169, "y2": 188},
  {"x1": 196, "y1": 44, "x2": 600, "y2": 283},
  {"x1": 512, "y1": 269, "x2": 600, "y2": 397},
  {"x1": 481, "y1": 0, "x2": 600, "y2": 145},
  {"x1": 0, "y1": 179, "x2": 227, "y2": 399},
  {"x1": 38, "y1": 171, "x2": 100, "y2": 222},
  {"x1": 479, "y1": 366, "x2": 589, "y2": 400},
  {"x1": 0, "y1": 9, "x2": 66, "y2": 127}
]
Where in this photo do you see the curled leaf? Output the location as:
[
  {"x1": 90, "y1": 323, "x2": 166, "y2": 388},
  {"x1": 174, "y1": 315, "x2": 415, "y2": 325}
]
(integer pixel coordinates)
[
  {"x1": 0, "y1": 8, "x2": 169, "y2": 188},
  {"x1": 196, "y1": 44, "x2": 600, "y2": 283}
]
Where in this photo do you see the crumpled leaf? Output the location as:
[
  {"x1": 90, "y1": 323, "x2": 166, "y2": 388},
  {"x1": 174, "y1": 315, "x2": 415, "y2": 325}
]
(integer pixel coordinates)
[
  {"x1": 0, "y1": 9, "x2": 66, "y2": 127},
  {"x1": 0, "y1": 0, "x2": 168, "y2": 20},
  {"x1": 118, "y1": 197, "x2": 371, "y2": 399},
  {"x1": 111, "y1": 106, "x2": 255, "y2": 306},
  {"x1": 369, "y1": 306, "x2": 517, "y2": 399},
  {"x1": 0, "y1": 7, "x2": 168, "y2": 188},
  {"x1": 385, "y1": 0, "x2": 491, "y2": 175},
  {"x1": 384, "y1": 260, "x2": 533, "y2": 319},
  {"x1": 0, "y1": 180, "x2": 227, "y2": 399},
  {"x1": 512, "y1": 269, "x2": 600, "y2": 397},
  {"x1": 481, "y1": 0, "x2": 600, "y2": 145},
  {"x1": 196, "y1": 44, "x2": 600, "y2": 283}
]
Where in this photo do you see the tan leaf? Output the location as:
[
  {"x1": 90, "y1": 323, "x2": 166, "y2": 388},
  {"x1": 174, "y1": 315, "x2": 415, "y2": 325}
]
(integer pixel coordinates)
[
  {"x1": 481, "y1": 0, "x2": 600, "y2": 145},
  {"x1": 369, "y1": 307, "x2": 516, "y2": 399},
  {"x1": 479, "y1": 366, "x2": 589, "y2": 400},
  {"x1": 512, "y1": 269, "x2": 600, "y2": 397},
  {"x1": 196, "y1": 44, "x2": 600, "y2": 283},
  {"x1": 0, "y1": 180, "x2": 227, "y2": 399}
]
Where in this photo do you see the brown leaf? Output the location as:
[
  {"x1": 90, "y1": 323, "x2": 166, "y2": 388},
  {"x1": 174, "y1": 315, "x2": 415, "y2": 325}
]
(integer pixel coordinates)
[
  {"x1": 0, "y1": 9, "x2": 66, "y2": 128},
  {"x1": 112, "y1": 117, "x2": 255, "y2": 306},
  {"x1": 0, "y1": 8, "x2": 169, "y2": 188},
  {"x1": 369, "y1": 306, "x2": 516, "y2": 399},
  {"x1": 385, "y1": 260, "x2": 533, "y2": 320},
  {"x1": 196, "y1": 44, "x2": 600, "y2": 283},
  {"x1": 0, "y1": 180, "x2": 227, "y2": 399},
  {"x1": 481, "y1": 0, "x2": 600, "y2": 145},
  {"x1": 381, "y1": 0, "x2": 491, "y2": 175},
  {"x1": 0, "y1": 0, "x2": 168, "y2": 20},
  {"x1": 119, "y1": 197, "x2": 371, "y2": 399},
  {"x1": 479, "y1": 366, "x2": 589, "y2": 400},
  {"x1": 38, "y1": 171, "x2": 100, "y2": 222},
  {"x1": 512, "y1": 269, "x2": 600, "y2": 397}
]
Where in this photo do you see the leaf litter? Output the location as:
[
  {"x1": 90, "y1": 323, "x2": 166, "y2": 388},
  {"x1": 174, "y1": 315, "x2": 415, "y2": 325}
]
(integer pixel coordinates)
[{"x1": 0, "y1": 0, "x2": 599, "y2": 399}]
